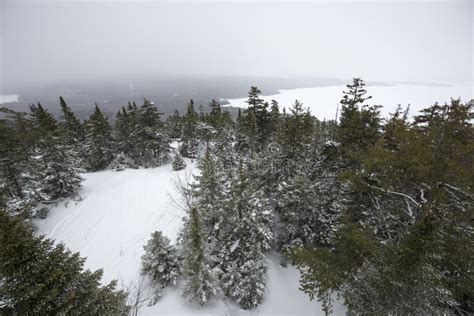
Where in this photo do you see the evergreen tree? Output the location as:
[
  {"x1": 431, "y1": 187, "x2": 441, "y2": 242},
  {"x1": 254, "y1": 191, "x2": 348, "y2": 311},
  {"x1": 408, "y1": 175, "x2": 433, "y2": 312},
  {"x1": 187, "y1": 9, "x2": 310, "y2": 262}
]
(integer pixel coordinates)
[
  {"x1": 136, "y1": 98, "x2": 170, "y2": 166},
  {"x1": 141, "y1": 231, "x2": 180, "y2": 303},
  {"x1": 242, "y1": 86, "x2": 270, "y2": 150},
  {"x1": 166, "y1": 110, "x2": 183, "y2": 139},
  {"x1": 180, "y1": 100, "x2": 200, "y2": 158},
  {"x1": 279, "y1": 100, "x2": 314, "y2": 159},
  {"x1": 180, "y1": 207, "x2": 218, "y2": 305},
  {"x1": 208, "y1": 99, "x2": 223, "y2": 132},
  {"x1": 0, "y1": 110, "x2": 41, "y2": 217},
  {"x1": 84, "y1": 104, "x2": 113, "y2": 171},
  {"x1": 291, "y1": 98, "x2": 474, "y2": 314},
  {"x1": 59, "y1": 96, "x2": 85, "y2": 144},
  {"x1": 215, "y1": 168, "x2": 273, "y2": 309},
  {"x1": 268, "y1": 99, "x2": 281, "y2": 139},
  {"x1": 0, "y1": 210, "x2": 129, "y2": 314},
  {"x1": 33, "y1": 139, "x2": 83, "y2": 202},
  {"x1": 172, "y1": 153, "x2": 186, "y2": 171},
  {"x1": 337, "y1": 78, "x2": 381, "y2": 153},
  {"x1": 192, "y1": 148, "x2": 227, "y2": 241},
  {"x1": 29, "y1": 102, "x2": 58, "y2": 139}
]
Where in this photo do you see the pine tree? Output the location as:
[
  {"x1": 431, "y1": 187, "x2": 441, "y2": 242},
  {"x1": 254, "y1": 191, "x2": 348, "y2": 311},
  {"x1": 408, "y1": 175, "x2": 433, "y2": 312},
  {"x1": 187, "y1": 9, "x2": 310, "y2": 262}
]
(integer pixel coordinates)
[
  {"x1": 242, "y1": 86, "x2": 270, "y2": 150},
  {"x1": 136, "y1": 98, "x2": 170, "y2": 166},
  {"x1": 216, "y1": 168, "x2": 273, "y2": 309},
  {"x1": 291, "y1": 98, "x2": 474, "y2": 314},
  {"x1": 279, "y1": 100, "x2": 314, "y2": 159},
  {"x1": 192, "y1": 147, "x2": 227, "y2": 240},
  {"x1": 180, "y1": 100, "x2": 200, "y2": 158},
  {"x1": 141, "y1": 231, "x2": 180, "y2": 303},
  {"x1": 166, "y1": 110, "x2": 183, "y2": 139},
  {"x1": 29, "y1": 102, "x2": 58, "y2": 139},
  {"x1": 337, "y1": 78, "x2": 381, "y2": 153},
  {"x1": 0, "y1": 210, "x2": 129, "y2": 314},
  {"x1": 268, "y1": 99, "x2": 281, "y2": 139},
  {"x1": 180, "y1": 207, "x2": 218, "y2": 305},
  {"x1": 84, "y1": 104, "x2": 113, "y2": 171},
  {"x1": 172, "y1": 153, "x2": 186, "y2": 171},
  {"x1": 33, "y1": 139, "x2": 83, "y2": 202},
  {"x1": 208, "y1": 99, "x2": 223, "y2": 132},
  {"x1": 59, "y1": 96, "x2": 85, "y2": 144}
]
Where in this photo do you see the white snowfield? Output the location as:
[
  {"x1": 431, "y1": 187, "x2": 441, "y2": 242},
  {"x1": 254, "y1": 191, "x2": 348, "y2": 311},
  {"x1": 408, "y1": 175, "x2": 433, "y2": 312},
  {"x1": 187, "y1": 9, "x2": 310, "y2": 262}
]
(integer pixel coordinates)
[
  {"x1": 225, "y1": 81, "x2": 473, "y2": 121},
  {"x1": 35, "y1": 161, "x2": 345, "y2": 315}
]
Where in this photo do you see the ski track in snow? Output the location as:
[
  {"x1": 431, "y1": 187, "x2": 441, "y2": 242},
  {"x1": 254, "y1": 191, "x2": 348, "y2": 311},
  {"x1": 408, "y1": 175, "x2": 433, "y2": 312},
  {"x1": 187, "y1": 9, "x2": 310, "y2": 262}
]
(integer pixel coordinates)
[{"x1": 35, "y1": 160, "x2": 344, "y2": 315}]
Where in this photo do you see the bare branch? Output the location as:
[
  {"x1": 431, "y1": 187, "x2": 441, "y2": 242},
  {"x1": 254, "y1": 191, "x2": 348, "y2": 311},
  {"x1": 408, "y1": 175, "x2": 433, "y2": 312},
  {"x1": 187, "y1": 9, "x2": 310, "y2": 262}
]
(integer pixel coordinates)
[
  {"x1": 438, "y1": 182, "x2": 474, "y2": 201},
  {"x1": 368, "y1": 185, "x2": 419, "y2": 207}
]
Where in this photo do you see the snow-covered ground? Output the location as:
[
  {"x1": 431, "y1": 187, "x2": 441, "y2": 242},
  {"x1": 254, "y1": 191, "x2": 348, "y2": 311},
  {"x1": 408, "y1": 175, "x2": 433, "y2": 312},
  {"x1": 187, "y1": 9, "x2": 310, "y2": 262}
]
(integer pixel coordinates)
[
  {"x1": 225, "y1": 81, "x2": 473, "y2": 121},
  {"x1": 35, "y1": 160, "x2": 345, "y2": 315}
]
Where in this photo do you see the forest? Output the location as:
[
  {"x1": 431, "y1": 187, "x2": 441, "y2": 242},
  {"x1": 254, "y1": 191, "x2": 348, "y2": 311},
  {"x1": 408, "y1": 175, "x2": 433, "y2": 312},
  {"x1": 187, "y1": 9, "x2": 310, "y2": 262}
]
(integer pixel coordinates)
[{"x1": 0, "y1": 78, "x2": 473, "y2": 315}]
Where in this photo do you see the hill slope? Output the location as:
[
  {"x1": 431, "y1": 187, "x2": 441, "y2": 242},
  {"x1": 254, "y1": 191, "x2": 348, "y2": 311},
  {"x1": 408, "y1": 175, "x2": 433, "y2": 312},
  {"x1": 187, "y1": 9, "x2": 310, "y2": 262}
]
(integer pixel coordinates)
[{"x1": 35, "y1": 162, "x2": 345, "y2": 315}]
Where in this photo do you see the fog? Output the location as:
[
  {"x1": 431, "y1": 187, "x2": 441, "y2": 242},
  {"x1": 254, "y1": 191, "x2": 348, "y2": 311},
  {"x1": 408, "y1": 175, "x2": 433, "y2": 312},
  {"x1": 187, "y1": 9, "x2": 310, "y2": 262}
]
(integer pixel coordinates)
[{"x1": 1, "y1": 0, "x2": 472, "y2": 92}]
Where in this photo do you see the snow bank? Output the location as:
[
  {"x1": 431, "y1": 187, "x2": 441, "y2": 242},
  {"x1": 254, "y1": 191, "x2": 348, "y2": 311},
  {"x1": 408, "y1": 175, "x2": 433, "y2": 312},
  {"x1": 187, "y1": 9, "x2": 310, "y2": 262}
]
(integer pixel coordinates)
[{"x1": 35, "y1": 162, "x2": 345, "y2": 315}]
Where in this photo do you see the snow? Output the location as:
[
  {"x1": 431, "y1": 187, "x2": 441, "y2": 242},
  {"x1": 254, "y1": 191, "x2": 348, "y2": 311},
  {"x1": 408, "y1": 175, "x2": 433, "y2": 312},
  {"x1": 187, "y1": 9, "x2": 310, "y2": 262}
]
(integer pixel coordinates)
[
  {"x1": 0, "y1": 94, "x2": 19, "y2": 104},
  {"x1": 35, "y1": 161, "x2": 345, "y2": 315},
  {"x1": 225, "y1": 81, "x2": 473, "y2": 121}
]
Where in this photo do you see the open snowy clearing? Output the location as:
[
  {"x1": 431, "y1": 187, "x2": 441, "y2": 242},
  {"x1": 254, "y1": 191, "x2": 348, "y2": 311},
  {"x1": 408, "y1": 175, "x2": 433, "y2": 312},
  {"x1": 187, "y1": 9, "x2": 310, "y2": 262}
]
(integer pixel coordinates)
[{"x1": 34, "y1": 161, "x2": 345, "y2": 315}]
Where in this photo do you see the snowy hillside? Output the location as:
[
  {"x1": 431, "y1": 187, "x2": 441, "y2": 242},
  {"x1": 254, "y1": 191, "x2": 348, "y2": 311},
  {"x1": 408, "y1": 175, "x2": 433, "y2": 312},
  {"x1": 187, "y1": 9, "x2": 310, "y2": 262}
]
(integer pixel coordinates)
[{"x1": 34, "y1": 161, "x2": 345, "y2": 315}]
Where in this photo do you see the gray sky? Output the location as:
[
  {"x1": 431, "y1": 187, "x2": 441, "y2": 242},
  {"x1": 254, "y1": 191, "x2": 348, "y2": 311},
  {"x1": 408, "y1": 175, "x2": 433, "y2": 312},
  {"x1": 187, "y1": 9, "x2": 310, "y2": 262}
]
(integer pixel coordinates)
[{"x1": 1, "y1": 0, "x2": 472, "y2": 90}]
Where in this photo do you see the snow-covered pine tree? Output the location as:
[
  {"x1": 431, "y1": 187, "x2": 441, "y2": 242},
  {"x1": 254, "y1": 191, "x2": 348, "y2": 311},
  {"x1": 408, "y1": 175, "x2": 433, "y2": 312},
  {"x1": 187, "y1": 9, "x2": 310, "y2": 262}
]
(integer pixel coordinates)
[
  {"x1": 180, "y1": 207, "x2": 218, "y2": 305},
  {"x1": 216, "y1": 167, "x2": 273, "y2": 309},
  {"x1": 58, "y1": 96, "x2": 86, "y2": 168},
  {"x1": 59, "y1": 96, "x2": 85, "y2": 144},
  {"x1": 29, "y1": 102, "x2": 58, "y2": 138},
  {"x1": 84, "y1": 104, "x2": 114, "y2": 171},
  {"x1": 277, "y1": 172, "x2": 346, "y2": 250},
  {"x1": 32, "y1": 139, "x2": 83, "y2": 202},
  {"x1": 180, "y1": 100, "x2": 200, "y2": 158},
  {"x1": 242, "y1": 86, "x2": 270, "y2": 150},
  {"x1": 192, "y1": 147, "x2": 228, "y2": 241},
  {"x1": 0, "y1": 210, "x2": 129, "y2": 314},
  {"x1": 172, "y1": 153, "x2": 186, "y2": 171},
  {"x1": 337, "y1": 78, "x2": 381, "y2": 152},
  {"x1": 141, "y1": 231, "x2": 180, "y2": 303},
  {"x1": 136, "y1": 98, "x2": 170, "y2": 166},
  {"x1": 166, "y1": 110, "x2": 182, "y2": 139}
]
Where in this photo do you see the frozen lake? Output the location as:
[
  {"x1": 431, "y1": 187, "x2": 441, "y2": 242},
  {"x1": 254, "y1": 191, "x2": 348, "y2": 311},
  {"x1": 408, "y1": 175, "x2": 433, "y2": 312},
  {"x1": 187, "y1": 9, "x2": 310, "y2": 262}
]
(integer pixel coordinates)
[
  {"x1": 225, "y1": 81, "x2": 473, "y2": 120},
  {"x1": 0, "y1": 94, "x2": 19, "y2": 104}
]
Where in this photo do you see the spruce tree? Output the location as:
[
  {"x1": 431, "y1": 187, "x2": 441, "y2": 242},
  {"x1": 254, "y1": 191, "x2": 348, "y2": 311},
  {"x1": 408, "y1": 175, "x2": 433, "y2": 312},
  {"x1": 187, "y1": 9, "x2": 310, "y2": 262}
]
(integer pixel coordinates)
[
  {"x1": 337, "y1": 78, "x2": 381, "y2": 152},
  {"x1": 84, "y1": 104, "x2": 113, "y2": 171},
  {"x1": 136, "y1": 98, "x2": 170, "y2": 166},
  {"x1": 242, "y1": 86, "x2": 270, "y2": 150},
  {"x1": 59, "y1": 96, "x2": 85, "y2": 144},
  {"x1": 208, "y1": 99, "x2": 223, "y2": 134},
  {"x1": 216, "y1": 168, "x2": 273, "y2": 309},
  {"x1": 33, "y1": 139, "x2": 83, "y2": 202},
  {"x1": 0, "y1": 210, "x2": 129, "y2": 314},
  {"x1": 141, "y1": 231, "x2": 180, "y2": 303},
  {"x1": 192, "y1": 147, "x2": 227, "y2": 240},
  {"x1": 166, "y1": 110, "x2": 183, "y2": 139},
  {"x1": 29, "y1": 102, "x2": 58, "y2": 139},
  {"x1": 180, "y1": 100, "x2": 200, "y2": 158},
  {"x1": 180, "y1": 207, "x2": 218, "y2": 305},
  {"x1": 172, "y1": 153, "x2": 186, "y2": 171}
]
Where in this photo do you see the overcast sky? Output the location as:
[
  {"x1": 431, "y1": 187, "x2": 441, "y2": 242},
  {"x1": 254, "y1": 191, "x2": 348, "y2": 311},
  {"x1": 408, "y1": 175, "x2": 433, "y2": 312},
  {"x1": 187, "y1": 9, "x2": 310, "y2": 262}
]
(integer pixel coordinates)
[{"x1": 1, "y1": 0, "x2": 472, "y2": 90}]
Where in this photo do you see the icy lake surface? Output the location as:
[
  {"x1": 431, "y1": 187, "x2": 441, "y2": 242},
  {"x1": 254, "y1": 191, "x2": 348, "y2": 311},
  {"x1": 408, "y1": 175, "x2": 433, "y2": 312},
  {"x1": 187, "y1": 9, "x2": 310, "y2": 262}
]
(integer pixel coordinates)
[
  {"x1": 0, "y1": 94, "x2": 19, "y2": 104},
  {"x1": 226, "y1": 81, "x2": 473, "y2": 120}
]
